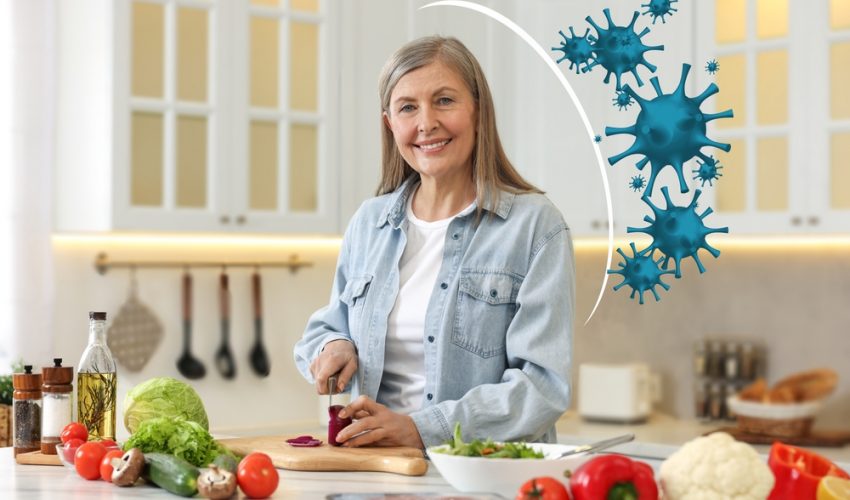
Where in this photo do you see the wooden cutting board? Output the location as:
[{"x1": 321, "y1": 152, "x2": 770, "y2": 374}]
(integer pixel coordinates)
[
  {"x1": 218, "y1": 434, "x2": 428, "y2": 476},
  {"x1": 15, "y1": 451, "x2": 63, "y2": 466}
]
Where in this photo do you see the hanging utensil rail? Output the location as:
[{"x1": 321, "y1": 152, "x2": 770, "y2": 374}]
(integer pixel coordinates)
[{"x1": 94, "y1": 252, "x2": 312, "y2": 275}]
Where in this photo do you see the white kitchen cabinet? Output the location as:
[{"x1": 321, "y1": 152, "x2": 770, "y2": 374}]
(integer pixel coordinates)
[
  {"x1": 694, "y1": 0, "x2": 850, "y2": 234},
  {"x1": 55, "y1": 0, "x2": 340, "y2": 234}
]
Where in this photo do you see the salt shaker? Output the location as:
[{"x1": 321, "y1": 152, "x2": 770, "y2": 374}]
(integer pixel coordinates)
[
  {"x1": 41, "y1": 358, "x2": 74, "y2": 455},
  {"x1": 12, "y1": 365, "x2": 42, "y2": 457}
]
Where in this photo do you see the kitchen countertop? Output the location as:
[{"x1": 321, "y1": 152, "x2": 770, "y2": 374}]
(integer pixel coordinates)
[
  {"x1": 555, "y1": 411, "x2": 850, "y2": 464},
  {"x1": 3, "y1": 412, "x2": 848, "y2": 498}
]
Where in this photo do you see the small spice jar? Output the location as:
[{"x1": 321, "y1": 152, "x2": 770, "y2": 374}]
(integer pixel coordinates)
[
  {"x1": 41, "y1": 358, "x2": 73, "y2": 455},
  {"x1": 12, "y1": 365, "x2": 42, "y2": 457}
]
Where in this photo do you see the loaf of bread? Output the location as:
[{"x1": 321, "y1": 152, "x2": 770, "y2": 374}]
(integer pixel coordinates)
[{"x1": 737, "y1": 369, "x2": 838, "y2": 403}]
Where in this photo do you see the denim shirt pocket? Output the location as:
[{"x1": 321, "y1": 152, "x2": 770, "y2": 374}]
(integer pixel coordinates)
[
  {"x1": 452, "y1": 269, "x2": 521, "y2": 358},
  {"x1": 340, "y1": 275, "x2": 373, "y2": 340}
]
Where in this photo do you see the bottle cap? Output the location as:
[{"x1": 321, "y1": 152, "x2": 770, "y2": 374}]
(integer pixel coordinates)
[{"x1": 89, "y1": 311, "x2": 107, "y2": 320}]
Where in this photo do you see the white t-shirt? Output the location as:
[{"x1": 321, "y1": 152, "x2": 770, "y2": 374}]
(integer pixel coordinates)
[{"x1": 377, "y1": 188, "x2": 475, "y2": 414}]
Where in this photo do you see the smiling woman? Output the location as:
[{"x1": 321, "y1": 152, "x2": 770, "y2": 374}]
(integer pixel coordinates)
[
  {"x1": 0, "y1": 0, "x2": 57, "y2": 371},
  {"x1": 294, "y1": 35, "x2": 575, "y2": 450}
]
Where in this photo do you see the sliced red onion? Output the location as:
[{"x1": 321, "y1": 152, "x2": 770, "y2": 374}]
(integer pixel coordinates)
[{"x1": 286, "y1": 435, "x2": 322, "y2": 447}]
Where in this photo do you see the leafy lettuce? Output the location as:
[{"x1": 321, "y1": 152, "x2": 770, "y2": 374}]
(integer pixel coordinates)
[
  {"x1": 124, "y1": 377, "x2": 209, "y2": 433},
  {"x1": 434, "y1": 423, "x2": 544, "y2": 459},
  {"x1": 123, "y1": 416, "x2": 231, "y2": 467}
]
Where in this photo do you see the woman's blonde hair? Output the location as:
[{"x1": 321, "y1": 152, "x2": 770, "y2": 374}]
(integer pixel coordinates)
[{"x1": 376, "y1": 36, "x2": 541, "y2": 211}]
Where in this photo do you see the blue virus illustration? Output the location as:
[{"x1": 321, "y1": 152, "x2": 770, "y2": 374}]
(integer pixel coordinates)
[
  {"x1": 705, "y1": 59, "x2": 720, "y2": 75},
  {"x1": 693, "y1": 156, "x2": 723, "y2": 187},
  {"x1": 629, "y1": 175, "x2": 647, "y2": 192},
  {"x1": 594, "y1": 134, "x2": 603, "y2": 143},
  {"x1": 607, "y1": 242, "x2": 674, "y2": 304},
  {"x1": 584, "y1": 8, "x2": 664, "y2": 90},
  {"x1": 552, "y1": 27, "x2": 595, "y2": 74},
  {"x1": 605, "y1": 63, "x2": 735, "y2": 196},
  {"x1": 641, "y1": 0, "x2": 678, "y2": 24},
  {"x1": 628, "y1": 186, "x2": 729, "y2": 278},
  {"x1": 613, "y1": 90, "x2": 634, "y2": 110}
]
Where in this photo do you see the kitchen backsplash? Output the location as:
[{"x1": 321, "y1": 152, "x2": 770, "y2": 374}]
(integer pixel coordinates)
[{"x1": 48, "y1": 237, "x2": 850, "y2": 439}]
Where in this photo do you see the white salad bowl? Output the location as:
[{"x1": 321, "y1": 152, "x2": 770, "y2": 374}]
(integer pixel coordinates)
[{"x1": 426, "y1": 442, "x2": 589, "y2": 495}]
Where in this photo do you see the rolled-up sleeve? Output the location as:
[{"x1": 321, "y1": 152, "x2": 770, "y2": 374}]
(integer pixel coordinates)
[
  {"x1": 411, "y1": 223, "x2": 574, "y2": 446},
  {"x1": 293, "y1": 214, "x2": 358, "y2": 384}
]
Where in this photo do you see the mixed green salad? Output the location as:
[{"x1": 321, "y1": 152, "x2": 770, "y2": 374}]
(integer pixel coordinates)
[{"x1": 432, "y1": 423, "x2": 545, "y2": 459}]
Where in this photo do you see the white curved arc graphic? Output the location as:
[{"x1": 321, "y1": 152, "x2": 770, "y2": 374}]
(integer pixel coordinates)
[{"x1": 420, "y1": 0, "x2": 613, "y2": 325}]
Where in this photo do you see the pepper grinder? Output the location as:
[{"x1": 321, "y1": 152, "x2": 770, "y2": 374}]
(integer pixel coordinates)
[
  {"x1": 41, "y1": 358, "x2": 74, "y2": 455},
  {"x1": 12, "y1": 365, "x2": 42, "y2": 457}
]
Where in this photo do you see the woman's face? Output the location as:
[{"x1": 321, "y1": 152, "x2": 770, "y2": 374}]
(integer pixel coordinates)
[{"x1": 384, "y1": 61, "x2": 477, "y2": 184}]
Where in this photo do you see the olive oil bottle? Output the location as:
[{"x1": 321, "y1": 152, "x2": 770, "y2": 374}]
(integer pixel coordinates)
[{"x1": 77, "y1": 312, "x2": 117, "y2": 440}]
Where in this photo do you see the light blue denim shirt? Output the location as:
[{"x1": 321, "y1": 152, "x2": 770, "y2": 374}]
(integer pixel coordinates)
[{"x1": 294, "y1": 176, "x2": 574, "y2": 447}]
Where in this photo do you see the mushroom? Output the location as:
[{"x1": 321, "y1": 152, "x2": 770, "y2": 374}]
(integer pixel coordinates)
[
  {"x1": 111, "y1": 448, "x2": 145, "y2": 487},
  {"x1": 197, "y1": 464, "x2": 237, "y2": 499}
]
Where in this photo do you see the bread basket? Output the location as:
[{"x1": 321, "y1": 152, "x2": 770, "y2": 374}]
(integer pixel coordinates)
[{"x1": 727, "y1": 396, "x2": 822, "y2": 438}]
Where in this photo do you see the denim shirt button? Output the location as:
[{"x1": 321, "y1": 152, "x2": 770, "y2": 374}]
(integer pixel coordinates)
[
  {"x1": 427, "y1": 393, "x2": 433, "y2": 400},
  {"x1": 440, "y1": 282, "x2": 448, "y2": 290},
  {"x1": 428, "y1": 336, "x2": 435, "y2": 343},
  {"x1": 490, "y1": 289, "x2": 498, "y2": 298},
  {"x1": 452, "y1": 233, "x2": 459, "y2": 240}
]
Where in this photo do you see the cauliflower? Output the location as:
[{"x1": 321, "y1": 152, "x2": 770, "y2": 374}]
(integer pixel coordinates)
[{"x1": 660, "y1": 432, "x2": 775, "y2": 500}]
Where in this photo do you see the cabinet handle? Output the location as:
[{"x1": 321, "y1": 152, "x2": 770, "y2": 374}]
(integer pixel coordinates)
[
  {"x1": 236, "y1": 215, "x2": 246, "y2": 225},
  {"x1": 790, "y1": 216, "x2": 802, "y2": 226},
  {"x1": 591, "y1": 220, "x2": 600, "y2": 229},
  {"x1": 807, "y1": 216, "x2": 820, "y2": 226},
  {"x1": 220, "y1": 215, "x2": 230, "y2": 224}
]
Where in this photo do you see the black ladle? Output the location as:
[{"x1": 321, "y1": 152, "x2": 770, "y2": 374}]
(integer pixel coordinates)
[
  {"x1": 215, "y1": 270, "x2": 236, "y2": 379},
  {"x1": 249, "y1": 271, "x2": 271, "y2": 377},
  {"x1": 177, "y1": 271, "x2": 206, "y2": 379}
]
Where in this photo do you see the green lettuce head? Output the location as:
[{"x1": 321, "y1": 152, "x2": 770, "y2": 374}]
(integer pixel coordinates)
[{"x1": 124, "y1": 377, "x2": 209, "y2": 434}]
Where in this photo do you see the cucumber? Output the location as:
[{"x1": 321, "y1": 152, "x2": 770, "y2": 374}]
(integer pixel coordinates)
[
  {"x1": 212, "y1": 452, "x2": 238, "y2": 474},
  {"x1": 143, "y1": 453, "x2": 200, "y2": 497}
]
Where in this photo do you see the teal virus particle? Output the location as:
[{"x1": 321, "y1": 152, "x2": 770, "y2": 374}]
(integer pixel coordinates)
[
  {"x1": 607, "y1": 242, "x2": 674, "y2": 304},
  {"x1": 641, "y1": 0, "x2": 678, "y2": 24},
  {"x1": 629, "y1": 175, "x2": 647, "y2": 192},
  {"x1": 584, "y1": 8, "x2": 664, "y2": 90},
  {"x1": 594, "y1": 134, "x2": 602, "y2": 143},
  {"x1": 552, "y1": 27, "x2": 595, "y2": 74},
  {"x1": 706, "y1": 59, "x2": 720, "y2": 75},
  {"x1": 613, "y1": 90, "x2": 634, "y2": 111},
  {"x1": 693, "y1": 156, "x2": 723, "y2": 187},
  {"x1": 605, "y1": 63, "x2": 735, "y2": 196},
  {"x1": 628, "y1": 186, "x2": 729, "y2": 278}
]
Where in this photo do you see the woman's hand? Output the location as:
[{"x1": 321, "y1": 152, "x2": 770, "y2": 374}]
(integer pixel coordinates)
[
  {"x1": 335, "y1": 396, "x2": 425, "y2": 449},
  {"x1": 310, "y1": 339, "x2": 358, "y2": 394}
]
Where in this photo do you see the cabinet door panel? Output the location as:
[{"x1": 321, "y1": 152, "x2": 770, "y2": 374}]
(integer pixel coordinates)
[
  {"x1": 249, "y1": 120, "x2": 279, "y2": 211},
  {"x1": 176, "y1": 115, "x2": 208, "y2": 208},
  {"x1": 289, "y1": 123, "x2": 318, "y2": 212},
  {"x1": 131, "y1": 111, "x2": 164, "y2": 207},
  {"x1": 132, "y1": 3, "x2": 164, "y2": 98}
]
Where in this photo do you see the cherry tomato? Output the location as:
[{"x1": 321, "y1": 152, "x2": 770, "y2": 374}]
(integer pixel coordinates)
[
  {"x1": 516, "y1": 477, "x2": 570, "y2": 500},
  {"x1": 237, "y1": 452, "x2": 279, "y2": 498},
  {"x1": 96, "y1": 439, "x2": 119, "y2": 449},
  {"x1": 99, "y1": 449, "x2": 125, "y2": 482},
  {"x1": 61, "y1": 438, "x2": 84, "y2": 464},
  {"x1": 60, "y1": 422, "x2": 88, "y2": 444},
  {"x1": 74, "y1": 441, "x2": 107, "y2": 480}
]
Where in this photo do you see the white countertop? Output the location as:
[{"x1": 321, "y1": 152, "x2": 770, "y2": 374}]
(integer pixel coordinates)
[{"x1": 4, "y1": 412, "x2": 848, "y2": 498}]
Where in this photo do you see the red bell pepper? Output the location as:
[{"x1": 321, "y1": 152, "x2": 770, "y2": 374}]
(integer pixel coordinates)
[
  {"x1": 767, "y1": 442, "x2": 850, "y2": 500},
  {"x1": 570, "y1": 455, "x2": 659, "y2": 500}
]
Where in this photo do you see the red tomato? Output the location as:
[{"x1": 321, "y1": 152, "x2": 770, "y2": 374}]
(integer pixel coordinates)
[
  {"x1": 61, "y1": 438, "x2": 84, "y2": 464},
  {"x1": 99, "y1": 450, "x2": 125, "y2": 482},
  {"x1": 516, "y1": 477, "x2": 570, "y2": 500},
  {"x1": 60, "y1": 422, "x2": 88, "y2": 444},
  {"x1": 237, "y1": 452, "x2": 279, "y2": 498},
  {"x1": 96, "y1": 439, "x2": 119, "y2": 449},
  {"x1": 74, "y1": 441, "x2": 107, "y2": 480}
]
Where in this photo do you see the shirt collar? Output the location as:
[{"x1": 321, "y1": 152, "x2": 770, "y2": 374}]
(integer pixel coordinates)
[{"x1": 376, "y1": 175, "x2": 515, "y2": 228}]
